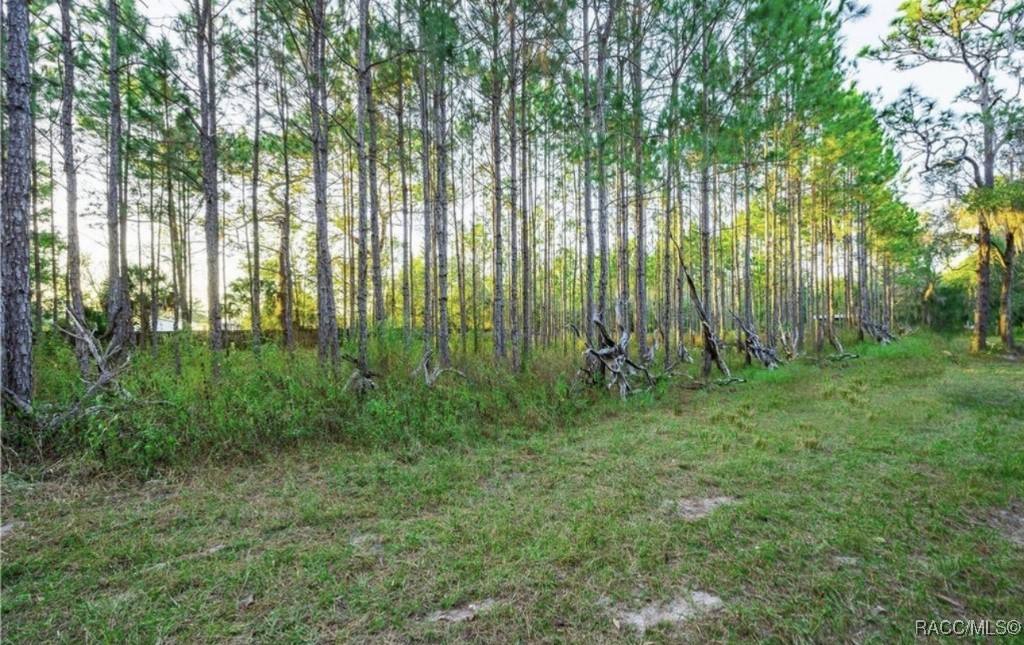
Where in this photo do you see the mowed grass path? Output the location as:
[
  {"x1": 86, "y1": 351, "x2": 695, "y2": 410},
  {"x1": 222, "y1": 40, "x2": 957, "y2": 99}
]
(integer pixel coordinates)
[{"x1": 3, "y1": 337, "x2": 1023, "y2": 643}]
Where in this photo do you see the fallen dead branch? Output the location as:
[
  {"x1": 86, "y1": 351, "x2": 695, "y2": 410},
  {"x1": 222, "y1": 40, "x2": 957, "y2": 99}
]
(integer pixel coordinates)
[
  {"x1": 678, "y1": 260, "x2": 731, "y2": 379},
  {"x1": 342, "y1": 354, "x2": 378, "y2": 393},
  {"x1": 730, "y1": 311, "x2": 782, "y2": 369},
  {"x1": 570, "y1": 313, "x2": 655, "y2": 400},
  {"x1": 411, "y1": 348, "x2": 468, "y2": 387},
  {"x1": 3, "y1": 308, "x2": 131, "y2": 435},
  {"x1": 861, "y1": 318, "x2": 896, "y2": 344},
  {"x1": 828, "y1": 352, "x2": 860, "y2": 361}
]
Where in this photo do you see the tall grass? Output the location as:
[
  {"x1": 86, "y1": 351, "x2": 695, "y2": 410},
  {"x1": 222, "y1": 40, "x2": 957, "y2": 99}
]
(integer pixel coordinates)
[
  {"x1": 9, "y1": 334, "x2": 598, "y2": 473},
  {"x1": 9, "y1": 329, "x2": 962, "y2": 474}
]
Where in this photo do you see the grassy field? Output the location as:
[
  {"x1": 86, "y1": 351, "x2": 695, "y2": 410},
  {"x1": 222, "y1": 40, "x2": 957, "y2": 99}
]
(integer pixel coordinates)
[{"x1": 2, "y1": 335, "x2": 1023, "y2": 643}]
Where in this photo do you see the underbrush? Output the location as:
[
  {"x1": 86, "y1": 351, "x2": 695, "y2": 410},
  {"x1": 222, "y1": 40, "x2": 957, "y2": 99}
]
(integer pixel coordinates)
[
  {"x1": 4, "y1": 329, "x2": 960, "y2": 475},
  {"x1": 5, "y1": 334, "x2": 603, "y2": 474}
]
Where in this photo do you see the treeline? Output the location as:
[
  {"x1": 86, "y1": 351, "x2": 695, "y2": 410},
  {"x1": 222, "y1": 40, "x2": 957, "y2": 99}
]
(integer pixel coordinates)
[{"x1": 3, "y1": 0, "x2": 1017, "y2": 409}]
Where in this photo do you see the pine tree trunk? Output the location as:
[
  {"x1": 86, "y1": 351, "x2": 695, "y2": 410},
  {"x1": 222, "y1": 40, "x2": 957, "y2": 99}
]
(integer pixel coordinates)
[
  {"x1": 457, "y1": 165, "x2": 468, "y2": 354},
  {"x1": 312, "y1": 0, "x2": 340, "y2": 365},
  {"x1": 418, "y1": 4, "x2": 433, "y2": 359},
  {"x1": 595, "y1": 0, "x2": 617, "y2": 327},
  {"x1": 520, "y1": 47, "x2": 530, "y2": 367},
  {"x1": 631, "y1": 1, "x2": 647, "y2": 361},
  {"x1": 397, "y1": 16, "x2": 412, "y2": 347},
  {"x1": 196, "y1": 0, "x2": 222, "y2": 371},
  {"x1": 434, "y1": 62, "x2": 452, "y2": 368},
  {"x1": 582, "y1": 0, "x2": 596, "y2": 341},
  {"x1": 106, "y1": 0, "x2": 131, "y2": 350},
  {"x1": 250, "y1": 0, "x2": 262, "y2": 352},
  {"x1": 2, "y1": 0, "x2": 34, "y2": 405},
  {"x1": 276, "y1": 65, "x2": 295, "y2": 352},
  {"x1": 32, "y1": 124, "x2": 41, "y2": 334},
  {"x1": 999, "y1": 231, "x2": 1015, "y2": 350},
  {"x1": 60, "y1": 0, "x2": 88, "y2": 376},
  {"x1": 857, "y1": 202, "x2": 868, "y2": 341},
  {"x1": 509, "y1": 10, "x2": 520, "y2": 371},
  {"x1": 368, "y1": 78, "x2": 386, "y2": 326},
  {"x1": 489, "y1": 17, "x2": 505, "y2": 359},
  {"x1": 699, "y1": 159, "x2": 713, "y2": 379},
  {"x1": 972, "y1": 215, "x2": 991, "y2": 352},
  {"x1": 973, "y1": 80, "x2": 997, "y2": 353}
]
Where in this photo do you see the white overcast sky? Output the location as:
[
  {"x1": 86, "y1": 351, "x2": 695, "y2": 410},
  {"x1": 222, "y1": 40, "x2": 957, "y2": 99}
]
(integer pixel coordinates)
[{"x1": 841, "y1": 0, "x2": 967, "y2": 107}]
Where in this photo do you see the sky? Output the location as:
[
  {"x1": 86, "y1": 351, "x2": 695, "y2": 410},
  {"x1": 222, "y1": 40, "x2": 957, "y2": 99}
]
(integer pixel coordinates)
[
  {"x1": 840, "y1": 0, "x2": 966, "y2": 107},
  {"x1": 62, "y1": 0, "x2": 967, "y2": 317}
]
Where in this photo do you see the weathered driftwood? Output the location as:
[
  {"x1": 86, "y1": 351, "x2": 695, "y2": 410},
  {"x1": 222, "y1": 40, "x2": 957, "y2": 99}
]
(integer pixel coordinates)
[
  {"x1": 730, "y1": 311, "x2": 782, "y2": 369},
  {"x1": 571, "y1": 317, "x2": 654, "y2": 400},
  {"x1": 410, "y1": 348, "x2": 467, "y2": 388},
  {"x1": 676, "y1": 342, "x2": 693, "y2": 365},
  {"x1": 3, "y1": 307, "x2": 131, "y2": 436},
  {"x1": 826, "y1": 327, "x2": 845, "y2": 354},
  {"x1": 778, "y1": 328, "x2": 795, "y2": 359},
  {"x1": 861, "y1": 318, "x2": 895, "y2": 344},
  {"x1": 655, "y1": 329, "x2": 693, "y2": 377},
  {"x1": 342, "y1": 354, "x2": 378, "y2": 393},
  {"x1": 679, "y1": 261, "x2": 731, "y2": 379},
  {"x1": 641, "y1": 338, "x2": 656, "y2": 367}
]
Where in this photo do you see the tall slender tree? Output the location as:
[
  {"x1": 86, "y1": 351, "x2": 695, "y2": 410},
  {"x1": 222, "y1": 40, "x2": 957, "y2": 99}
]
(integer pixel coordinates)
[{"x1": 2, "y1": 0, "x2": 33, "y2": 406}]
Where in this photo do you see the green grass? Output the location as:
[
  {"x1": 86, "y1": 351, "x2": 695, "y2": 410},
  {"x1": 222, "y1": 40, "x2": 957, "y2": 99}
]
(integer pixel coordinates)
[{"x1": 2, "y1": 334, "x2": 1023, "y2": 642}]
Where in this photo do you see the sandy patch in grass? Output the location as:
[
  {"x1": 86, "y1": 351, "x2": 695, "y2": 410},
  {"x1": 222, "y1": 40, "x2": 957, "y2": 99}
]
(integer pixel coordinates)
[
  {"x1": 605, "y1": 590, "x2": 724, "y2": 634},
  {"x1": 987, "y1": 503, "x2": 1024, "y2": 547},
  {"x1": 425, "y1": 598, "x2": 497, "y2": 623},
  {"x1": 1, "y1": 520, "x2": 25, "y2": 537},
  {"x1": 349, "y1": 532, "x2": 384, "y2": 554},
  {"x1": 662, "y1": 496, "x2": 737, "y2": 520}
]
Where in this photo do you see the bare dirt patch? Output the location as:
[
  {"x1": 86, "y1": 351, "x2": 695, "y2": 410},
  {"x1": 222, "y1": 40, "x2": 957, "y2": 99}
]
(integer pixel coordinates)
[
  {"x1": 349, "y1": 532, "x2": 384, "y2": 554},
  {"x1": 425, "y1": 598, "x2": 496, "y2": 623},
  {"x1": 987, "y1": 503, "x2": 1024, "y2": 547},
  {"x1": 1, "y1": 520, "x2": 26, "y2": 537},
  {"x1": 662, "y1": 496, "x2": 737, "y2": 520},
  {"x1": 604, "y1": 590, "x2": 724, "y2": 635}
]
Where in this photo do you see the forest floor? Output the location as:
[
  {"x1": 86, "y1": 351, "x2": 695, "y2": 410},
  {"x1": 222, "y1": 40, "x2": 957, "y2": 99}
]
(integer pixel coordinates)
[{"x1": 2, "y1": 336, "x2": 1024, "y2": 643}]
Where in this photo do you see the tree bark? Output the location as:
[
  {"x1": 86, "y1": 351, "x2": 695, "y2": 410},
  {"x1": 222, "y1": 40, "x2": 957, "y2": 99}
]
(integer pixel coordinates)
[
  {"x1": 999, "y1": 231, "x2": 1015, "y2": 350},
  {"x1": 60, "y1": 0, "x2": 88, "y2": 376},
  {"x1": 275, "y1": 62, "x2": 295, "y2": 352},
  {"x1": 106, "y1": 0, "x2": 131, "y2": 350},
  {"x1": 489, "y1": 10, "x2": 505, "y2": 358},
  {"x1": 369, "y1": 77, "x2": 386, "y2": 325},
  {"x1": 595, "y1": 0, "x2": 617, "y2": 327},
  {"x1": 417, "y1": 2, "x2": 434, "y2": 360},
  {"x1": 195, "y1": 0, "x2": 222, "y2": 371},
  {"x1": 509, "y1": 7, "x2": 520, "y2": 370},
  {"x1": 2, "y1": 0, "x2": 33, "y2": 405},
  {"x1": 971, "y1": 215, "x2": 992, "y2": 352},
  {"x1": 397, "y1": 9, "x2": 412, "y2": 347},
  {"x1": 434, "y1": 61, "x2": 451, "y2": 367},
  {"x1": 630, "y1": 0, "x2": 647, "y2": 361},
  {"x1": 250, "y1": 0, "x2": 262, "y2": 352},
  {"x1": 312, "y1": 0, "x2": 340, "y2": 365},
  {"x1": 582, "y1": 0, "x2": 595, "y2": 341}
]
